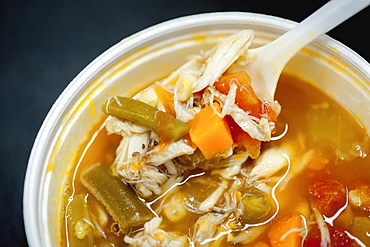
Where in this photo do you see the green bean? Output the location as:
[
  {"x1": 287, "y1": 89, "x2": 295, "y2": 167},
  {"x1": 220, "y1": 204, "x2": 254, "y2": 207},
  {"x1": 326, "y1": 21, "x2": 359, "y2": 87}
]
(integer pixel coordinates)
[
  {"x1": 102, "y1": 96, "x2": 189, "y2": 142},
  {"x1": 240, "y1": 187, "x2": 271, "y2": 224},
  {"x1": 81, "y1": 164, "x2": 154, "y2": 233},
  {"x1": 65, "y1": 194, "x2": 94, "y2": 246}
]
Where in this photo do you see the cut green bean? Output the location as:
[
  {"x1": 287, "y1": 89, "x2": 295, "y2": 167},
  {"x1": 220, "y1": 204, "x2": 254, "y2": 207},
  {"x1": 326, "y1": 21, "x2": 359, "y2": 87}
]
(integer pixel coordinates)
[
  {"x1": 102, "y1": 96, "x2": 189, "y2": 142},
  {"x1": 81, "y1": 164, "x2": 154, "y2": 233},
  {"x1": 65, "y1": 194, "x2": 94, "y2": 247}
]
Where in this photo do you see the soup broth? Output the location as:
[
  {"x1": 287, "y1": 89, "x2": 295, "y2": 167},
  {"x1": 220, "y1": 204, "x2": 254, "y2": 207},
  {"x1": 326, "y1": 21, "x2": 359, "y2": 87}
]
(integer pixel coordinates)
[{"x1": 61, "y1": 72, "x2": 370, "y2": 247}]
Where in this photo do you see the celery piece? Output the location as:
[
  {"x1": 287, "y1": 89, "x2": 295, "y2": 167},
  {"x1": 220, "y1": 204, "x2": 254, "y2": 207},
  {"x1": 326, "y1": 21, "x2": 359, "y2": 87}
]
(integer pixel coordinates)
[
  {"x1": 102, "y1": 96, "x2": 189, "y2": 142},
  {"x1": 65, "y1": 194, "x2": 94, "y2": 247},
  {"x1": 81, "y1": 164, "x2": 154, "y2": 233}
]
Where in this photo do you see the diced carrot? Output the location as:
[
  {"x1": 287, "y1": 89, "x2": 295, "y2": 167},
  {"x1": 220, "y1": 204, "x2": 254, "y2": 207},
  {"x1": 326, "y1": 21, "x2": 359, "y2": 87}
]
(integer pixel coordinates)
[
  {"x1": 214, "y1": 71, "x2": 262, "y2": 118},
  {"x1": 154, "y1": 84, "x2": 176, "y2": 117},
  {"x1": 225, "y1": 115, "x2": 261, "y2": 159},
  {"x1": 188, "y1": 102, "x2": 233, "y2": 159},
  {"x1": 268, "y1": 215, "x2": 303, "y2": 247}
]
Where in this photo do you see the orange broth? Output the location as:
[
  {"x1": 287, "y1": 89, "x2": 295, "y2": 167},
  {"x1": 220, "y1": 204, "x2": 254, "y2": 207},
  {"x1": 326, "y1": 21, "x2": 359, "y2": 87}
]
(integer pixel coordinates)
[{"x1": 61, "y1": 72, "x2": 370, "y2": 246}]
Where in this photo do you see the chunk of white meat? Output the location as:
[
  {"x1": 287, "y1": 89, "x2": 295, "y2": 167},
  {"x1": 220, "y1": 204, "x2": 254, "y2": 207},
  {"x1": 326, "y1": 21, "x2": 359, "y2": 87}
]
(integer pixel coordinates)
[
  {"x1": 116, "y1": 140, "x2": 195, "y2": 197},
  {"x1": 248, "y1": 147, "x2": 290, "y2": 183},
  {"x1": 124, "y1": 217, "x2": 188, "y2": 247},
  {"x1": 114, "y1": 133, "x2": 150, "y2": 171},
  {"x1": 173, "y1": 94, "x2": 199, "y2": 123},
  {"x1": 216, "y1": 152, "x2": 250, "y2": 179},
  {"x1": 105, "y1": 116, "x2": 148, "y2": 137},
  {"x1": 199, "y1": 152, "x2": 249, "y2": 212},
  {"x1": 192, "y1": 30, "x2": 254, "y2": 92},
  {"x1": 191, "y1": 212, "x2": 230, "y2": 246},
  {"x1": 143, "y1": 140, "x2": 195, "y2": 166},
  {"x1": 105, "y1": 117, "x2": 151, "y2": 176},
  {"x1": 198, "y1": 180, "x2": 229, "y2": 212},
  {"x1": 227, "y1": 224, "x2": 267, "y2": 244},
  {"x1": 230, "y1": 107, "x2": 272, "y2": 141},
  {"x1": 278, "y1": 149, "x2": 314, "y2": 191},
  {"x1": 313, "y1": 208, "x2": 331, "y2": 247}
]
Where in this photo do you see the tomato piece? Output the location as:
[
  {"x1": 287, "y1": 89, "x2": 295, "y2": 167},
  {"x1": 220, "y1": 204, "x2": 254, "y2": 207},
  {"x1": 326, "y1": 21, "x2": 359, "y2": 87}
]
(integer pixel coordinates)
[
  {"x1": 304, "y1": 225, "x2": 354, "y2": 247},
  {"x1": 214, "y1": 71, "x2": 262, "y2": 118},
  {"x1": 308, "y1": 176, "x2": 347, "y2": 217},
  {"x1": 225, "y1": 115, "x2": 261, "y2": 159}
]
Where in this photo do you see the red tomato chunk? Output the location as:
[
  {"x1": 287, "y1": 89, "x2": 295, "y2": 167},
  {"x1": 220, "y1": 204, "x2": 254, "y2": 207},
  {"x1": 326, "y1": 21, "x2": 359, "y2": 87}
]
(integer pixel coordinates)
[
  {"x1": 308, "y1": 176, "x2": 347, "y2": 217},
  {"x1": 304, "y1": 225, "x2": 354, "y2": 247}
]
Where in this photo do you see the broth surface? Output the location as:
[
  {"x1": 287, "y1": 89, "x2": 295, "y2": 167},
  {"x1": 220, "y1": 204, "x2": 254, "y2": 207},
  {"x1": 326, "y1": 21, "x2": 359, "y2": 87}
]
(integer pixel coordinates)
[{"x1": 61, "y1": 72, "x2": 370, "y2": 246}]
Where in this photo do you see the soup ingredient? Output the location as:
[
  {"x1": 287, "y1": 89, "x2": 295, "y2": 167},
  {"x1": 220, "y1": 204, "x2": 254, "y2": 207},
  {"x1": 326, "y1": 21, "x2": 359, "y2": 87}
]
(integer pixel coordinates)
[
  {"x1": 304, "y1": 225, "x2": 354, "y2": 247},
  {"x1": 348, "y1": 180, "x2": 370, "y2": 212},
  {"x1": 154, "y1": 84, "x2": 176, "y2": 117},
  {"x1": 102, "y1": 96, "x2": 189, "y2": 142},
  {"x1": 188, "y1": 102, "x2": 233, "y2": 159},
  {"x1": 226, "y1": 115, "x2": 261, "y2": 159},
  {"x1": 124, "y1": 217, "x2": 188, "y2": 247},
  {"x1": 308, "y1": 176, "x2": 347, "y2": 217},
  {"x1": 268, "y1": 215, "x2": 304, "y2": 247},
  {"x1": 81, "y1": 164, "x2": 154, "y2": 233},
  {"x1": 65, "y1": 194, "x2": 94, "y2": 246},
  {"x1": 214, "y1": 71, "x2": 262, "y2": 118},
  {"x1": 240, "y1": 187, "x2": 271, "y2": 224}
]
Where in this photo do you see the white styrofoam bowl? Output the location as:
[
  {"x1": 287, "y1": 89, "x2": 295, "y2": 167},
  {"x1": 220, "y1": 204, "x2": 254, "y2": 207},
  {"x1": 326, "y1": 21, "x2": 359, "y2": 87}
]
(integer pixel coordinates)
[{"x1": 23, "y1": 12, "x2": 370, "y2": 246}]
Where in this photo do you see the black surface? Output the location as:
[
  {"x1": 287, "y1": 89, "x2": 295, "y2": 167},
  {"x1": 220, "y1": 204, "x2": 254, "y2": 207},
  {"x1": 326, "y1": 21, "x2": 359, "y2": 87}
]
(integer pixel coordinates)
[{"x1": 1, "y1": 0, "x2": 369, "y2": 246}]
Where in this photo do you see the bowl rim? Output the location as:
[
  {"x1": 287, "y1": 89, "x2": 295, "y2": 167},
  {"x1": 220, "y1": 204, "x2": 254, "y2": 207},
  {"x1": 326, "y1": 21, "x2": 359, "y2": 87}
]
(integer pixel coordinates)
[{"x1": 23, "y1": 11, "x2": 370, "y2": 247}]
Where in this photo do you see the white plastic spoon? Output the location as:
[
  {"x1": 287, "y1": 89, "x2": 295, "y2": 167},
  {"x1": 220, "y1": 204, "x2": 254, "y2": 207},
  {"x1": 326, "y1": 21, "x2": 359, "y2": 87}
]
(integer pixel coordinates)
[{"x1": 246, "y1": 0, "x2": 370, "y2": 101}]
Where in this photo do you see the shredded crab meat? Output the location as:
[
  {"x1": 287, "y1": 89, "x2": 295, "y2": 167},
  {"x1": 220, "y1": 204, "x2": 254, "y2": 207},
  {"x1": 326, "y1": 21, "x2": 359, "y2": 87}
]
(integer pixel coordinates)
[
  {"x1": 313, "y1": 209, "x2": 331, "y2": 247},
  {"x1": 105, "y1": 116, "x2": 148, "y2": 136},
  {"x1": 198, "y1": 152, "x2": 249, "y2": 212},
  {"x1": 116, "y1": 140, "x2": 194, "y2": 197},
  {"x1": 198, "y1": 180, "x2": 229, "y2": 212},
  {"x1": 192, "y1": 30, "x2": 254, "y2": 92},
  {"x1": 191, "y1": 212, "x2": 231, "y2": 246},
  {"x1": 248, "y1": 146, "x2": 290, "y2": 183},
  {"x1": 216, "y1": 152, "x2": 250, "y2": 179},
  {"x1": 227, "y1": 225, "x2": 268, "y2": 244},
  {"x1": 142, "y1": 140, "x2": 195, "y2": 166},
  {"x1": 124, "y1": 217, "x2": 188, "y2": 247}
]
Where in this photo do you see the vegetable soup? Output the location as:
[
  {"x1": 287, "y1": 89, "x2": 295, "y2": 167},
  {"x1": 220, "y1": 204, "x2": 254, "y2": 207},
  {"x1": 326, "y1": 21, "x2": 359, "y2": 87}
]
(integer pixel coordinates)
[{"x1": 61, "y1": 30, "x2": 370, "y2": 247}]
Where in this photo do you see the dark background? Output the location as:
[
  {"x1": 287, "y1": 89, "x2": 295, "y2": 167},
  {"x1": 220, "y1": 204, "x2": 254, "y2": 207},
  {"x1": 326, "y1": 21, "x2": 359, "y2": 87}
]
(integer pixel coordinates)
[{"x1": 1, "y1": 0, "x2": 369, "y2": 246}]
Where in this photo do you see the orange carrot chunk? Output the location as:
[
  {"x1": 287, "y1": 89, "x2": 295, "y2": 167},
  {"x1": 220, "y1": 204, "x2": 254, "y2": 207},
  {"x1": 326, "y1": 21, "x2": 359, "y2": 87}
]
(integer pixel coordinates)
[
  {"x1": 188, "y1": 102, "x2": 233, "y2": 159},
  {"x1": 268, "y1": 215, "x2": 303, "y2": 247}
]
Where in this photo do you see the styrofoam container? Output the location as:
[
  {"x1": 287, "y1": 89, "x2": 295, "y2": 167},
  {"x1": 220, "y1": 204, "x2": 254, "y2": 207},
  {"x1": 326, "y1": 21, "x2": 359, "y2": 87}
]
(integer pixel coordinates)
[{"x1": 23, "y1": 12, "x2": 370, "y2": 246}]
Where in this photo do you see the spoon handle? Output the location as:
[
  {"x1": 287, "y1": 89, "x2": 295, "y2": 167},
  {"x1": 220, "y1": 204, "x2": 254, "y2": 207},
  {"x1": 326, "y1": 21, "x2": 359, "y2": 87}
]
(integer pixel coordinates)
[
  {"x1": 250, "y1": 0, "x2": 370, "y2": 98},
  {"x1": 279, "y1": 0, "x2": 370, "y2": 53}
]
